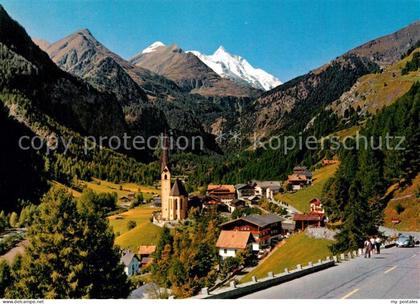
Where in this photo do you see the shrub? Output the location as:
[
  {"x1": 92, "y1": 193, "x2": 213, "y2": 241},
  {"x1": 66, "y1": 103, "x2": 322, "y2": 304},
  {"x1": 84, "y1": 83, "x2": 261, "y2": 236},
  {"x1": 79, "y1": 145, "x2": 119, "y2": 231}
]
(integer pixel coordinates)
[
  {"x1": 395, "y1": 203, "x2": 405, "y2": 215},
  {"x1": 127, "y1": 220, "x2": 137, "y2": 230}
]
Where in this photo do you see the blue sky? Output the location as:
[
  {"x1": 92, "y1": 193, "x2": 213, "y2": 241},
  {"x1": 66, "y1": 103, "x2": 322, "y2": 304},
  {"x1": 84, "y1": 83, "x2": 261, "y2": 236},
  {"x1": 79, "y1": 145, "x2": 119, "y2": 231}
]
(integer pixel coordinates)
[{"x1": 1, "y1": 0, "x2": 419, "y2": 81}]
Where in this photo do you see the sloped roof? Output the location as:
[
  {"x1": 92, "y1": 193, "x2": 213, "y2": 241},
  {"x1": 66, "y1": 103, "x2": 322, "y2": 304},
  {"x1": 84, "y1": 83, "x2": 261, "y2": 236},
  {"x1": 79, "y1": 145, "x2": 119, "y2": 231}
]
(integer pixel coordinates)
[
  {"x1": 207, "y1": 184, "x2": 235, "y2": 193},
  {"x1": 288, "y1": 174, "x2": 307, "y2": 182},
  {"x1": 216, "y1": 230, "x2": 252, "y2": 249},
  {"x1": 293, "y1": 166, "x2": 313, "y2": 178},
  {"x1": 121, "y1": 252, "x2": 137, "y2": 266},
  {"x1": 221, "y1": 214, "x2": 284, "y2": 228},
  {"x1": 170, "y1": 179, "x2": 188, "y2": 196},
  {"x1": 244, "y1": 214, "x2": 284, "y2": 227},
  {"x1": 293, "y1": 213, "x2": 323, "y2": 221},
  {"x1": 235, "y1": 183, "x2": 255, "y2": 190},
  {"x1": 310, "y1": 198, "x2": 321, "y2": 206},
  {"x1": 255, "y1": 181, "x2": 281, "y2": 189},
  {"x1": 138, "y1": 245, "x2": 156, "y2": 255}
]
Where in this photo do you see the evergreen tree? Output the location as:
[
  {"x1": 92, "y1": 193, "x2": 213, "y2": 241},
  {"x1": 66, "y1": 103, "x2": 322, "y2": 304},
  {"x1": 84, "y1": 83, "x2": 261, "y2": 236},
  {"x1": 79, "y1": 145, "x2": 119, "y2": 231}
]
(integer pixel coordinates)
[
  {"x1": 331, "y1": 181, "x2": 377, "y2": 254},
  {"x1": 0, "y1": 211, "x2": 8, "y2": 232},
  {"x1": 0, "y1": 260, "x2": 11, "y2": 297},
  {"x1": 6, "y1": 187, "x2": 130, "y2": 299}
]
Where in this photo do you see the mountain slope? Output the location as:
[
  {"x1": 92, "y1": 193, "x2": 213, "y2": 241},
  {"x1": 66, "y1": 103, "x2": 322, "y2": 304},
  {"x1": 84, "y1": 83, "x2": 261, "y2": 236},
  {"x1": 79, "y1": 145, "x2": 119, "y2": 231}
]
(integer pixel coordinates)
[
  {"x1": 130, "y1": 43, "x2": 260, "y2": 97},
  {"x1": 245, "y1": 21, "x2": 420, "y2": 139},
  {"x1": 0, "y1": 102, "x2": 48, "y2": 212},
  {"x1": 36, "y1": 29, "x2": 164, "y2": 105},
  {"x1": 0, "y1": 7, "x2": 127, "y2": 138},
  {"x1": 36, "y1": 30, "x2": 224, "y2": 152},
  {"x1": 188, "y1": 46, "x2": 281, "y2": 90},
  {"x1": 330, "y1": 47, "x2": 420, "y2": 117},
  {"x1": 0, "y1": 5, "x2": 170, "y2": 211},
  {"x1": 346, "y1": 21, "x2": 420, "y2": 67}
]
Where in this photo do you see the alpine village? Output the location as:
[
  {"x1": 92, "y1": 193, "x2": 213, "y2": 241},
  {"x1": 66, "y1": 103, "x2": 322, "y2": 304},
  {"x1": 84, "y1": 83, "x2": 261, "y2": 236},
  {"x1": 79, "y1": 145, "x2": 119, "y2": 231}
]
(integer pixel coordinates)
[{"x1": 0, "y1": 5, "x2": 419, "y2": 299}]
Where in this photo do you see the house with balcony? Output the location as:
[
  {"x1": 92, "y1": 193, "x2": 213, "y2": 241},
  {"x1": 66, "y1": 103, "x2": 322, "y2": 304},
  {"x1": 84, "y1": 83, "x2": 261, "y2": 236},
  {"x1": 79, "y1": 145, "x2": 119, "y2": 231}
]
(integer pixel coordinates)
[
  {"x1": 309, "y1": 198, "x2": 325, "y2": 215},
  {"x1": 207, "y1": 184, "x2": 236, "y2": 203},
  {"x1": 220, "y1": 214, "x2": 284, "y2": 251}
]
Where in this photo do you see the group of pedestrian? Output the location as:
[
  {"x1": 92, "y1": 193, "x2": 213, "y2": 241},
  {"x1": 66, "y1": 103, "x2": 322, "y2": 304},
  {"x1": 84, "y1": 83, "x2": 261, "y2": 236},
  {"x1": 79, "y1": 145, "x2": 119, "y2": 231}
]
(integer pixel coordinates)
[{"x1": 364, "y1": 236, "x2": 382, "y2": 258}]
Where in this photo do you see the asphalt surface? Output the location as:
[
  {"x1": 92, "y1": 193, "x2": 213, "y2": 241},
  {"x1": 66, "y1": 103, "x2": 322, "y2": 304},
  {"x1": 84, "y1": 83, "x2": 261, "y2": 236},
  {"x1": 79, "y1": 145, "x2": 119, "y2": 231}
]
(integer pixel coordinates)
[{"x1": 242, "y1": 246, "x2": 419, "y2": 299}]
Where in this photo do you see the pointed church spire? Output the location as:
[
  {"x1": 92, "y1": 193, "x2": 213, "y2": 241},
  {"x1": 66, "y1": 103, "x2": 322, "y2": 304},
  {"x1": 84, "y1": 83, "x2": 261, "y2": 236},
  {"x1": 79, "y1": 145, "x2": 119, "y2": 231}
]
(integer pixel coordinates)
[{"x1": 160, "y1": 130, "x2": 170, "y2": 172}]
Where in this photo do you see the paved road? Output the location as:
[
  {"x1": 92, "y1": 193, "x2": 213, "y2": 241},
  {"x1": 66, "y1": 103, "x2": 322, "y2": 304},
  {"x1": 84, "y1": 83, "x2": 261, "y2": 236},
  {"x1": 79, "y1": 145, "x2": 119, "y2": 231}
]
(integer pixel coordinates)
[
  {"x1": 379, "y1": 226, "x2": 420, "y2": 240},
  {"x1": 242, "y1": 246, "x2": 419, "y2": 299}
]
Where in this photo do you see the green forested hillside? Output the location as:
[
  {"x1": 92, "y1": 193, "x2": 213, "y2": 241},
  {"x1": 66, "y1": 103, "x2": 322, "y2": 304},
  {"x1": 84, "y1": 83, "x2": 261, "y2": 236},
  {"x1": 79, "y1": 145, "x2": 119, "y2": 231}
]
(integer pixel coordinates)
[
  {"x1": 322, "y1": 82, "x2": 419, "y2": 253},
  {"x1": 0, "y1": 103, "x2": 48, "y2": 212}
]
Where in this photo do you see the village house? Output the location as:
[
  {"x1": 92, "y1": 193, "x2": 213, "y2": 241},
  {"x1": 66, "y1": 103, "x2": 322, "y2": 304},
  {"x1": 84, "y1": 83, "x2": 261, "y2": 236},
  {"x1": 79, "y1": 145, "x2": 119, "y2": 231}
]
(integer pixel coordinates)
[
  {"x1": 287, "y1": 174, "x2": 308, "y2": 191},
  {"x1": 235, "y1": 183, "x2": 256, "y2": 199},
  {"x1": 309, "y1": 198, "x2": 325, "y2": 215},
  {"x1": 120, "y1": 251, "x2": 140, "y2": 277},
  {"x1": 206, "y1": 184, "x2": 236, "y2": 203},
  {"x1": 216, "y1": 230, "x2": 255, "y2": 260},
  {"x1": 138, "y1": 245, "x2": 156, "y2": 267},
  {"x1": 293, "y1": 166, "x2": 313, "y2": 182},
  {"x1": 227, "y1": 199, "x2": 246, "y2": 213},
  {"x1": 254, "y1": 181, "x2": 282, "y2": 200},
  {"x1": 127, "y1": 192, "x2": 135, "y2": 201},
  {"x1": 152, "y1": 196, "x2": 161, "y2": 208},
  {"x1": 220, "y1": 214, "x2": 284, "y2": 251},
  {"x1": 293, "y1": 213, "x2": 325, "y2": 230},
  {"x1": 198, "y1": 196, "x2": 230, "y2": 213},
  {"x1": 245, "y1": 195, "x2": 261, "y2": 206}
]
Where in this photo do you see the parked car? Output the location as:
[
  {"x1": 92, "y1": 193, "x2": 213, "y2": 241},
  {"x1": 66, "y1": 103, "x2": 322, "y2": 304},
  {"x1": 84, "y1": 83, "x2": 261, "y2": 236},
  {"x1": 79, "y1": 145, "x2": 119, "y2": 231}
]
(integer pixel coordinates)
[{"x1": 396, "y1": 235, "x2": 415, "y2": 247}]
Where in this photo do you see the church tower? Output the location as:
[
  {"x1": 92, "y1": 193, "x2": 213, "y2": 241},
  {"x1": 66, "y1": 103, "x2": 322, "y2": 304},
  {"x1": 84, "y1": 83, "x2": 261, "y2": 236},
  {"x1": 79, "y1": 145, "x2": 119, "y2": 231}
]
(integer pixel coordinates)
[
  {"x1": 160, "y1": 132, "x2": 189, "y2": 221},
  {"x1": 160, "y1": 133, "x2": 171, "y2": 220}
]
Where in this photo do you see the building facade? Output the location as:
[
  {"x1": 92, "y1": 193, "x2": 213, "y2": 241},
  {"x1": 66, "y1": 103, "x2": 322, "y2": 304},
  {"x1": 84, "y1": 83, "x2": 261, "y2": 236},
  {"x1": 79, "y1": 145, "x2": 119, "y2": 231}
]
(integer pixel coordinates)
[
  {"x1": 216, "y1": 230, "x2": 255, "y2": 260},
  {"x1": 207, "y1": 184, "x2": 236, "y2": 203},
  {"x1": 220, "y1": 214, "x2": 284, "y2": 251},
  {"x1": 160, "y1": 134, "x2": 188, "y2": 221}
]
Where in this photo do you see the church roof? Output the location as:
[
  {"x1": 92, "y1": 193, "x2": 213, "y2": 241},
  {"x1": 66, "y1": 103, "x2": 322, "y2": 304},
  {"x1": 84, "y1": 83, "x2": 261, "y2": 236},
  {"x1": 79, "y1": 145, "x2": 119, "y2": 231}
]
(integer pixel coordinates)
[
  {"x1": 170, "y1": 179, "x2": 188, "y2": 196},
  {"x1": 160, "y1": 132, "x2": 170, "y2": 172}
]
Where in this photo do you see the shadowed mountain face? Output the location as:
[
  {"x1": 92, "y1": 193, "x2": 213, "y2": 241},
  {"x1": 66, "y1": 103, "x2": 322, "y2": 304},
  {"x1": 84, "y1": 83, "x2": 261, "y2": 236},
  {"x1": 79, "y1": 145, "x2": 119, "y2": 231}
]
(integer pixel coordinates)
[
  {"x1": 130, "y1": 44, "x2": 260, "y2": 98},
  {"x1": 0, "y1": 7, "x2": 127, "y2": 138}
]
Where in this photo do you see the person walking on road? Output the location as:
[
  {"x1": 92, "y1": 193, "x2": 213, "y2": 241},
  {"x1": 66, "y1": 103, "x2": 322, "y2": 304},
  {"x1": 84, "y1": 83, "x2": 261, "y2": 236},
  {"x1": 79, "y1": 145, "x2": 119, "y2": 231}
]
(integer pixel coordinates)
[
  {"x1": 375, "y1": 236, "x2": 381, "y2": 254},
  {"x1": 364, "y1": 238, "x2": 372, "y2": 258},
  {"x1": 370, "y1": 236, "x2": 376, "y2": 255}
]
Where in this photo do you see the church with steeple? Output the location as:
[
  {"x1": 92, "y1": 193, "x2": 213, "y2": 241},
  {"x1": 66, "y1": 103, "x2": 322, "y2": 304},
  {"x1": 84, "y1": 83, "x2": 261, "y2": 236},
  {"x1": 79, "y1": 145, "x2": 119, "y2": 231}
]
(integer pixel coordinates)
[{"x1": 160, "y1": 134, "x2": 188, "y2": 221}]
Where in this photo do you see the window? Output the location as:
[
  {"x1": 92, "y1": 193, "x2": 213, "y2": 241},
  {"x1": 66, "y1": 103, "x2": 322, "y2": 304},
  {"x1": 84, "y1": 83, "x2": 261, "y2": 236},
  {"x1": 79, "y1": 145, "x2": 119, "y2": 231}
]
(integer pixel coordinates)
[
  {"x1": 224, "y1": 249, "x2": 227, "y2": 254},
  {"x1": 164, "y1": 174, "x2": 167, "y2": 180}
]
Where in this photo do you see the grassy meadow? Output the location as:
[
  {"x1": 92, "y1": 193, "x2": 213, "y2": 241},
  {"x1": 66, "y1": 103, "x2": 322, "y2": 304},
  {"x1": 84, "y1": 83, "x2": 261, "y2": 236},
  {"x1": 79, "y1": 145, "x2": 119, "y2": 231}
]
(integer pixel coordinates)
[
  {"x1": 108, "y1": 206, "x2": 162, "y2": 251},
  {"x1": 276, "y1": 163, "x2": 339, "y2": 212},
  {"x1": 240, "y1": 233, "x2": 333, "y2": 283},
  {"x1": 82, "y1": 178, "x2": 159, "y2": 202}
]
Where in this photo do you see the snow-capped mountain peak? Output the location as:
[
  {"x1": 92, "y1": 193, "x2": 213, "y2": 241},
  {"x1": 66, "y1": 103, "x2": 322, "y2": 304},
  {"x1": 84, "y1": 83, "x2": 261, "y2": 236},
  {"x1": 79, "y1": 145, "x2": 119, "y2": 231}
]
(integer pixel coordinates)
[
  {"x1": 141, "y1": 41, "x2": 165, "y2": 54},
  {"x1": 214, "y1": 45, "x2": 227, "y2": 55},
  {"x1": 187, "y1": 46, "x2": 281, "y2": 91}
]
